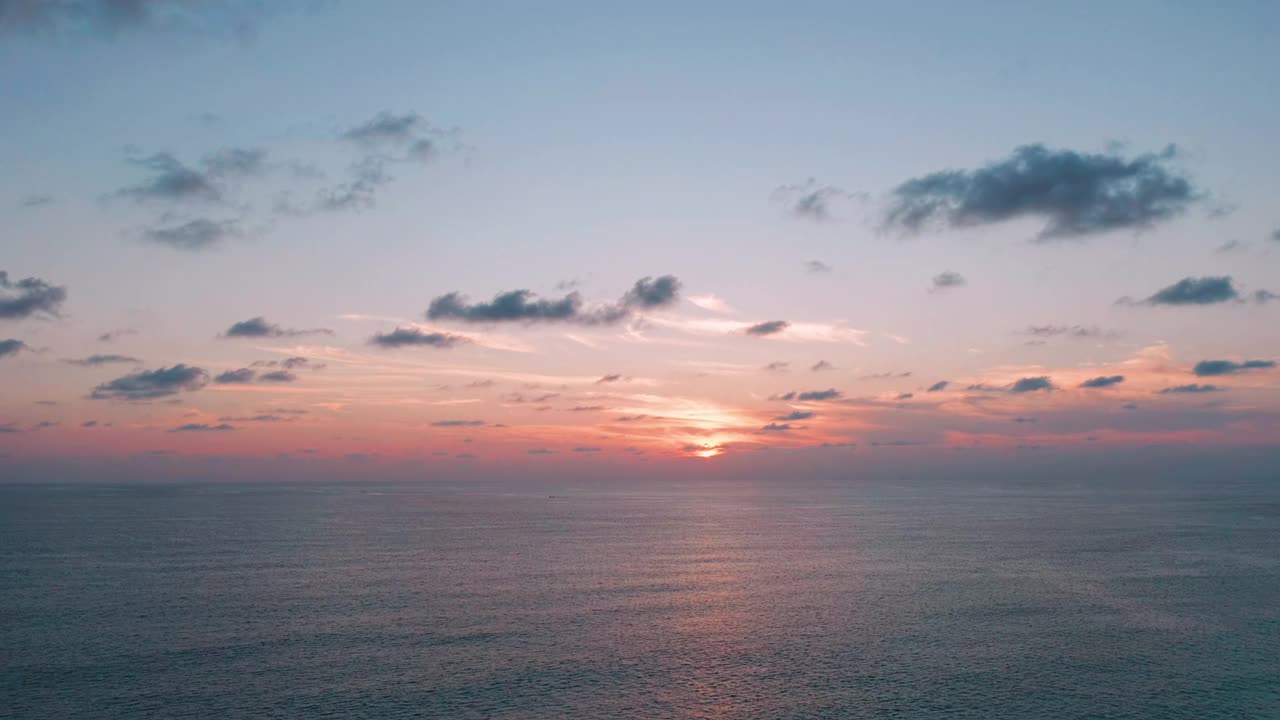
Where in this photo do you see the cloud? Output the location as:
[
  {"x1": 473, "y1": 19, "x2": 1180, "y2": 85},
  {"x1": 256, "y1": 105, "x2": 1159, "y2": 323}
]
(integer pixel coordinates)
[
  {"x1": 342, "y1": 112, "x2": 430, "y2": 147},
  {"x1": 570, "y1": 405, "x2": 605, "y2": 412},
  {"x1": 896, "y1": 392, "x2": 914, "y2": 400},
  {"x1": 1024, "y1": 325, "x2": 1117, "y2": 340},
  {"x1": 221, "y1": 316, "x2": 333, "y2": 338},
  {"x1": 21, "y1": 194, "x2": 52, "y2": 207},
  {"x1": 573, "y1": 446, "x2": 602, "y2": 453},
  {"x1": 431, "y1": 420, "x2": 485, "y2": 427},
  {"x1": 171, "y1": 423, "x2": 234, "y2": 432},
  {"x1": 528, "y1": 448, "x2": 556, "y2": 455},
  {"x1": 687, "y1": 294, "x2": 732, "y2": 313},
  {"x1": 805, "y1": 260, "x2": 833, "y2": 273},
  {"x1": 142, "y1": 218, "x2": 240, "y2": 251},
  {"x1": 1159, "y1": 384, "x2": 1223, "y2": 394},
  {"x1": 217, "y1": 414, "x2": 290, "y2": 423},
  {"x1": 1192, "y1": 360, "x2": 1275, "y2": 377},
  {"x1": 775, "y1": 410, "x2": 815, "y2": 421},
  {"x1": 763, "y1": 361, "x2": 789, "y2": 372},
  {"x1": 81, "y1": 420, "x2": 98, "y2": 427},
  {"x1": 258, "y1": 370, "x2": 296, "y2": 383},
  {"x1": 1255, "y1": 290, "x2": 1280, "y2": 304},
  {"x1": 1215, "y1": 239, "x2": 1247, "y2": 254},
  {"x1": 91, "y1": 364, "x2": 207, "y2": 400},
  {"x1": 118, "y1": 152, "x2": 219, "y2": 203},
  {"x1": 0, "y1": 338, "x2": 29, "y2": 357},
  {"x1": 202, "y1": 147, "x2": 267, "y2": 178},
  {"x1": 761, "y1": 423, "x2": 794, "y2": 432},
  {"x1": 1009, "y1": 376, "x2": 1054, "y2": 393},
  {"x1": 1271, "y1": 229, "x2": 1280, "y2": 243},
  {"x1": 214, "y1": 368, "x2": 255, "y2": 384},
  {"x1": 885, "y1": 144, "x2": 1200, "y2": 240},
  {"x1": 1127, "y1": 276, "x2": 1239, "y2": 306},
  {"x1": 0, "y1": 1, "x2": 300, "y2": 40},
  {"x1": 811, "y1": 360, "x2": 835, "y2": 372},
  {"x1": 0, "y1": 271, "x2": 67, "y2": 319},
  {"x1": 427, "y1": 275, "x2": 681, "y2": 326},
  {"x1": 369, "y1": 327, "x2": 470, "y2": 349},
  {"x1": 930, "y1": 271, "x2": 965, "y2": 291},
  {"x1": 596, "y1": 374, "x2": 623, "y2": 383},
  {"x1": 97, "y1": 328, "x2": 137, "y2": 342},
  {"x1": 774, "y1": 180, "x2": 864, "y2": 221},
  {"x1": 1079, "y1": 375, "x2": 1125, "y2": 388},
  {"x1": 745, "y1": 320, "x2": 789, "y2": 337},
  {"x1": 926, "y1": 380, "x2": 949, "y2": 392},
  {"x1": 772, "y1": 388, "x2": 842, "y2": 401},
  {"x1": 63, "y1": 354, "x2": 141, "y2": 366}
]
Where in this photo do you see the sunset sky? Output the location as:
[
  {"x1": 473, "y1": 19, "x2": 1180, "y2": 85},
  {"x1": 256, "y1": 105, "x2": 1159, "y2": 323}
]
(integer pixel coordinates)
[{"x1": 3, "y1": 1, "x2": 1279, "y2": 482}]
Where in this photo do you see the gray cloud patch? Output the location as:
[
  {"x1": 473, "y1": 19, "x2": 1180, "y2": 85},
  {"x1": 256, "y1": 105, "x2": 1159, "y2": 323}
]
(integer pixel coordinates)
[
  {"x1": 1192, "y1": 360, "x2": 1275, "y2": 377},
  {"x1": 0, "y1": 271, "x2": 67, "y2": 319},
  {"x1": 745, "y1": 320, "x2": 789, "y2": 337},
  {"x1": 118, "y1": 152, "x2": 219, "y2": 203},
  {"x1": 1024, "y1": 324, "x2": 1117, "y2": 339},
  {"x1": 369, "y1": 327, "x2": 470, "y2": 349},
  {"x1": 774, "y1": 181, "x2": 865, "y2": 221},
  {"x1": 91, "y1": 364, "x2": 207, "y2": 400},
  {"x1": 930, "y1": 271, "x2": 965, "y2": 291},
  {"x1": 258, "y1": 370, "x2": 296, "y2": 383},
  {"x1": 776, "y1": 410, "x2": 815, "y2": 421},
  {"x1": 431, "y1": 420, "x2": 485, "y2": 427},
  {"x1": 1160, "y1": 384, "x2": 1223, "y2": 394},
  {"x1": 63, "y1": 354, "x2": 141, "y2": 366},
  {"x1": 772, "y1": 388, "x2": 842, "y2": 401},
  {"x1": 0, "y1": 1, "x2": 304, "y2": 40},
  {"x1": 1079, "y1": 375, "x2": 1125, "y2": 388},
  {"x1": 214, "y1": 368, "x2": 255, "y2": 384},
  {"x1": 143, "y1": 218, "x2": 239, "y2": 251},
  {"x1": 885, "y1": 144, "x2": 1199, "y2": 240},
  {"x1": 811, "y1": 360, "x2": 834, "y2": 372},
  {"x1": 596, "y1": 373, "x2": 623, "y2": 384},
  {"x1": 926, "y1": 380, "x2": 948, "y2": 392},
  {"x1": 0, "y1": 338, "x2": 29, "y2": 357},
  {"x1": 1010, "y1": 376, "x2": 1054, "y2": 393},
  {"x1": 171, "y1": 423, "x2": 234, "y2": 432},
  {"x1": 221, "y1": 316, "x2": 333, "y2": 338},
  {"x1": 805, "y1": 260, "x2": 833, "y2": 273},
  {"x1": 1126, "y1": 276, "x2": 1239, "y2": 306},
  {"x1": 427, "y1": 275, "x2": 681, "y2": 326}
]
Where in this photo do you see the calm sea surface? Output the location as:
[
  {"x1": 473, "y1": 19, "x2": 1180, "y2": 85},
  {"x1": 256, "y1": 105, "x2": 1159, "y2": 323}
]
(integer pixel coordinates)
[{"x1": 2, "y1": 476, "x2": 1278, "y2": 719}]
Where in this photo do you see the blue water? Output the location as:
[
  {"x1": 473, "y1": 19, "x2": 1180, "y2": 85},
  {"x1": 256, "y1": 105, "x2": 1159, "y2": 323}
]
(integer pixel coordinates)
[{"x1": 2, "y1": 477, "x2": 1278, "y2": 718}]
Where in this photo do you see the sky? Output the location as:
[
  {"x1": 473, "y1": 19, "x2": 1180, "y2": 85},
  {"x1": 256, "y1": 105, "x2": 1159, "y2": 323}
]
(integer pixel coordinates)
[{"x1": 2, "y1": 0, "x2": 1279, "y2": 482}]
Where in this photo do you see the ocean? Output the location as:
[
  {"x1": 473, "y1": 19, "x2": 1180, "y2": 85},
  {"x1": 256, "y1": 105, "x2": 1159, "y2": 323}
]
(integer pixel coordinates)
[{"x1": 2, "y1": 476, "x2": 1278, "y2": 718}]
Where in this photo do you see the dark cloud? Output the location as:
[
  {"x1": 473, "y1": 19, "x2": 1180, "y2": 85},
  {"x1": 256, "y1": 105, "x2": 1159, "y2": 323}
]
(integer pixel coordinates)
[
  {"x1": 1255, "y1": 290, "x2": 1280, "y2": 304},
  {"x1": 142, "y1": 218, "x2": 239, "y2": 251},
  {"x1": 772, "y1": 388, "x2": 843, "y2": 401},
  {"x1": 369, "y1": 327, "x2": 470, "y2": 349},
  {"x1": 776, "y1": 410, "x2": 815, "y2": 421},
  {"x1": 930, "y1": 271, "x2": 965, "y2": 291},
  {"x1": 427, "y1": 275, "x2": 681, "y2": 326},
  {"x1": 1024, "y1": 324, "x2": 1117, "y2": 340},
  {"x1": 341, "y1": 112, "x2": 429, "y2": 146},
  {"x1": 863, "y1": 371, "x2": 912, "y2": 380},
  {"x1": 254, "y1": 356, "x2": 315, "y2": 370},
  {"x1": 0, "y1": 338, "x2": 29, "y2": 357},
  {"x1": 528, "y1": 448, "x2": 556, "y2": 455},
  {"x1": 170, "y1": 423, "x2": 234, "y2": 432},
  {"x1": 1010, "y1": 376, "x2": 1054, "y2": 393},
  {"x1": 1127, "y1": 276, "x2": 1239, "y2": 306},
  {"x1": 885, "y1": 144, "x2": 1200, "y2": 240},
  {"x1": 761, "y1": 423, "x2": 794, "y2": 432},
  {"x1": 1013, "y1": 417, "x2": 1038, "y2": 423},
  {"x1": 217, "y1": 414, "x2": 289, "y2": 423},
  {"x1": 926, "y1": 380, "x2": 949, "y2": 392},
  {"x1": 431, "y1": 420, "x2": 484, "y2": 427},
  {"x1": 895, "y1": 392, "x2": 914, "y2": 400},
  {"x1": 258, "y1": 370, "x2": 296, "y2": 383},
  {"x1": 774, "y1": 180, "x2": 864, "y2": 221},
  {"x1": 21, "y1": 194, "x2": 52, "y2": 207},
  {"x1": 91, "y1": 364, "x2": 207, "y2": 400},
  {"x1": 314, "y1": 157, "x2": 389, "y2": 213},
  {"x1": 1079, "y1": 375, "x2": 1125, "y2": 388},
  {"x1": 1270, "y1": 229, "x2": 1280, "y2": 243},
  {"x1": 745, "y1": 320, "x2": 789, "y2": 337},
  {"x1": 573, "y1": 446, "x2": 602, "y2": 453},
  {"x1": 805, "y1": 260, "x2": 833, "y2": 273},
  {"x1": 0, "y1": 271, "x2": 67, "y2": 319},
  {"x1": 81, "y1": 420, "x2": 98, "y2": 427},
  {"x1": 98, "y1": 328, "x2": 137, "y2": 342},
  {"x1": 596, "y1": 373, "x2": 623, "y2": 383},
  {"x1": 202, "y1": 147, "x2": 267, "y2": 178},
  {"x1": 118, "y1": 152, "x2": 219, "y2": 203},
  {"x1": 811, "y1": 360, "x2": 834, "y2": 372},
  {"x1": 214, "y1": 368, "x2": 255, "y2": 384},
  {"x1": 0, "y1": 1, "x2": 301, "y2": 39},
  {"x1": 763, "y1": 361, "x2": 789, "y2": 372},
  {"x1": 1160, "y1": 384, "x2": 1223, "y2": 394},
  {"x1": 221, "y1": 316, "x2": 333, "y2": 338},
  {"x1": 1192, "y1": 360, "x2": 1275, "y2": 377},
  {"x1": 63, "y1": 354, "x2": 141, "y2": 366}
]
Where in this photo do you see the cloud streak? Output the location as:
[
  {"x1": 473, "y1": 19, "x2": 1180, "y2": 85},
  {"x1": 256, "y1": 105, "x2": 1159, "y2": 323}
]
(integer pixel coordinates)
[
  {"x1": 0, "y1": 271, "x2": 67, "y2": 320},
  {"x1": 427, "y1": 276, "x2": 681, "y2": 326}
]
